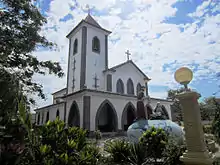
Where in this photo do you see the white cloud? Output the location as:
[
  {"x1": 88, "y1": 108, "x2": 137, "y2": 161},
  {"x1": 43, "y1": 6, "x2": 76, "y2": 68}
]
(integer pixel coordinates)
[
  {"x1": 32, "y1": 0, "x2": 220, "y2": 108},
  {"x1": 150, "y1": 91, "x2": 168, "y2": 100}
]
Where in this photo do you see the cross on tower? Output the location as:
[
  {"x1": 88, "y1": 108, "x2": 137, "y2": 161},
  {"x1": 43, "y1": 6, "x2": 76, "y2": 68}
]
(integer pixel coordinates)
[
  {"x1": 72, "y1": 77, "x2": 75, "y2": 89},
  {"x1": 73, "y1": 58, "x2": 76, "y2": 70},
  {"x1": 93, "y1": 74, "x2": 99, "y2": 89},
  {"x1": 85, "y1": 4, "x2": 91, "y2": 14},
  {"x1": 125, "y1": 50, "x2": 131, "y2": 61}
]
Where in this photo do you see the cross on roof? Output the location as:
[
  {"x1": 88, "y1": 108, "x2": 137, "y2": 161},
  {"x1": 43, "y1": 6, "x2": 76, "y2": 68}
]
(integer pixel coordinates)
[
  {"x1": 85, "y1": 4, "x2": 91, "y2": 14},
  {"x1": 125, "y1": 50, "x2": 131, "y2": 61},
  {"x1": 72, "y1": 77, "x2": 75, "y2": 89}
]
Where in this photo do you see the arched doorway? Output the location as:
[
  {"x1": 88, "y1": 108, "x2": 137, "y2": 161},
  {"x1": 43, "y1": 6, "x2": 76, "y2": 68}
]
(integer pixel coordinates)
[
  {"x1": 121, "y1": 102, "x2": 136, "y2": 131},
  {"x1": 56, "y1": 109, "x2": 60, "y2": 118},
  {"x1": 146, "y1": 105, "x2": 153, "y2": 119},
  {"x1": 46, "y1": 111, "x2": 49, "y2": 122},
  {"x1": 95, "y1": 100, "x2": 118, "y2": 132},
  {"x1": 68, "y1": 101, "x2": 80, "y2": 127}
]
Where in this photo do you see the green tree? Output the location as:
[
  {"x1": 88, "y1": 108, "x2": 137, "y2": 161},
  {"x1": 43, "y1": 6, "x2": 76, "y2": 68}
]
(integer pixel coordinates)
[
  {"x1": 212, "y1": 99, "x2": 220, "y2": 144},
  {"x1": 0, "y1": 70, "x2": 19, "y2": 123},
  {"x1": 0, "y1": 0, "x2": 64, "y2": 104},
  {"x1": 200, "y1": 97, "x2": 218, "y2": 120},
  {"x1": 167, "y1": 88, "x2": 185, "y2": 121}
]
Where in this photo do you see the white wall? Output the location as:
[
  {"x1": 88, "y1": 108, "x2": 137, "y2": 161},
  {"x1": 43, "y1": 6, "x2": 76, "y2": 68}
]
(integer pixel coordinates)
[
  {"x1": 87, "y1": 91, "x2": 172, "y2": 131},
  {"x1": 35, "y1": 90, "x2": 172, "y2": 131},
  {"x1": 88, "y1": 91, "x2": 137, "y2": 131},
  {"x1": 53, "y1": 89, "x2": 66, "y2": 104},
  {"x1": 67, "y1": 29, "x2": 82, "y2": 94},
  {"x1": 35, "y1": 103, "x2": 65, "y2": 125},
  {"x1": 85, "y1": 27, "x2": 106, "y2": 91},
  {"x1": 105, "y1": 62, "x2": 146, "y2": 95}
]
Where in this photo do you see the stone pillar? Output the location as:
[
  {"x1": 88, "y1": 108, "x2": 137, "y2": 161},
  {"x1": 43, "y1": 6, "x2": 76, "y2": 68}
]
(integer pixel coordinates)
[
  {"x1": 145, "y1": 82, "x2": 148, "y2": 96},
  {"x1": 176, "y1": 91, "x2": 214, "y2": 165},
  {"x1": 83, "y1": 96, "x2": 91, "y2": 131}
]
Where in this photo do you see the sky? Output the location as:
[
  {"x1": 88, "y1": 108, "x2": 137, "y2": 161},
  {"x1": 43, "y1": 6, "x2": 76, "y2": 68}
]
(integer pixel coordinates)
[{"x1": 32, "y1": 0, "x2": 220, "y2": 109}]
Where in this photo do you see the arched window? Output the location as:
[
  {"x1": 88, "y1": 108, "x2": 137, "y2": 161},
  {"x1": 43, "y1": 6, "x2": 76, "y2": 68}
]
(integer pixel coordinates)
[
  {"x1": 56, "y1": 109, "x2": 60, "y2": 118},
  {"x1": 116, "y1": 79, "x2": 124, "y2": 94},
  {"x1": 127, "y1": 78, "x2": 134, "y2": 95},
  {"x1": 73, "y1": 39, "x2": 78, "y2": 54},
  {"x1": 37, "y1": 113, "x2": 40, "y2": 125},
  {"x1": 136, "y1": 83, "x2": 142, "y2": 96},
  {"x1": 92, "y1": 36, "x2": 100, "y2": 53},
  {"x1": 46, "y1": 111, "x2": 49, "y2": 122}
]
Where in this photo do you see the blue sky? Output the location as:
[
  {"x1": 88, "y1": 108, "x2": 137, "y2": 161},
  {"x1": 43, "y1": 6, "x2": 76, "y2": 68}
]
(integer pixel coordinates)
[{"x1": 32, "y1": 0, "x2": 220, "y2": 108}]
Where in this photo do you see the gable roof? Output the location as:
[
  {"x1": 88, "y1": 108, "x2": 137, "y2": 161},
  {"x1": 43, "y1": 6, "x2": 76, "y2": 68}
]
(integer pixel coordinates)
[
  {"x1": 51, "y1": 88, "x2": 66, "y2": 95},
  {"x1": 84, "y1": 14, "x2": 101, "y2": 28},
  {"x1": 103, "y1": 60, "x2": 151, "y2": 81},
  {"x1": 66, "y1": 14, "x2": 111, "y2": 38}
]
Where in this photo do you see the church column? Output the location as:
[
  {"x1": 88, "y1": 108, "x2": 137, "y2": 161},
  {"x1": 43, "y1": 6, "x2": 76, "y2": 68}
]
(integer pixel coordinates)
[
  {"x1": 66, "y1": 39, "x2": 72, "y2": 94},
  {"x1": 105, "y1": 35, "x2": 108, "y2": 70},
  {"x1": 83, "y1": 96, "x2": 91, "y2": 131},
  {"x1": 80, "y1": 26, "x2": 87, "y2": 89},
  {"x1": 144, "y1": 78, "x2": 149, "y2": 96}
]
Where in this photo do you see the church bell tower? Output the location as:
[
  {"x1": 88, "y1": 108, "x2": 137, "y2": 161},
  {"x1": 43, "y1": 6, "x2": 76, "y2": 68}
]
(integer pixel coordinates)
[{"x1": 66, "y1": 13, "x2": 111, "y2": 94}]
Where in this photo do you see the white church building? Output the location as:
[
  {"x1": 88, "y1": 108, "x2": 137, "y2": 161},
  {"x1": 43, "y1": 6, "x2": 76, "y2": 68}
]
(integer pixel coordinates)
[{"x1": 35, "y1": 14, "x2": 173, "y2": 133}]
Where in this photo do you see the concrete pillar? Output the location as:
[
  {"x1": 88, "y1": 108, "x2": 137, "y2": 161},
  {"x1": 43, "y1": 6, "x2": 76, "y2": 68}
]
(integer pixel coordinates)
[
  {"x1": 145, "y1": 82, "x2": 148, "y2": 96},
  {"x1": 176, "y1": 91, "x2": 214, "y2": 165}
]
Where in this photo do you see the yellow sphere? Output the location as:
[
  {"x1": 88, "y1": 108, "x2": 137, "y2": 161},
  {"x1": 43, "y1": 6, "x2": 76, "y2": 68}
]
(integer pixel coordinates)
[{"x1": 174, "y1": 67, "x2": 193, "y2": 85}]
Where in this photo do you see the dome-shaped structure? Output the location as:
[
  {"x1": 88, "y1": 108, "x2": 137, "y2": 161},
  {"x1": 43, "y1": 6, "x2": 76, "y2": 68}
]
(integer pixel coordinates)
[{"x1": 127, "y1": 119, "x2": 185, "y2": 145}]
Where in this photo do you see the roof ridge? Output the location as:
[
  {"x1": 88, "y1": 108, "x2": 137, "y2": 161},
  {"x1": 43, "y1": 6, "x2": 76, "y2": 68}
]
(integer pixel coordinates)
[
  {"x1": 104, "y1": 60, "x2": 151, "y2": 80},
  {"x1": 84, "y1": 14, "x2": 101, "y2": 28}
]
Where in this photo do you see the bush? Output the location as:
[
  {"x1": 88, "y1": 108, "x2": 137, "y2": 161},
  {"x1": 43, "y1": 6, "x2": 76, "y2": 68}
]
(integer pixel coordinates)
[
  {"x1": 212, "y1": 100, "x2": 220, "y2": 144},
  {"x1": 19, "y1": 119, "x2": 101, "y2": 165},
  {"x1": 94, "y1": 129, "x2": 102, "y2": 144},
  {"x1": 104, "y1": 139, "x2": 131, "y2": 164},
  {"x1": 163, "y1": 140, "x2": 186, "y2": 165},
  {"x1": 104, "y1": 127, "x2": 185, "y2": 165},
  {"x1": 129, "y1": 142, "x2": 148, "y2": 165},
  {"x1": 203, "y1": 124, "x2": 212, "y2": 134},
  {"x1": 139, "y1": 127, "x2": 168, "y2": 161}
]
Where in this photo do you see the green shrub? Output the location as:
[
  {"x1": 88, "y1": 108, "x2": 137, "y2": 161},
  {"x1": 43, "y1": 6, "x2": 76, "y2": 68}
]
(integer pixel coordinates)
[
  {"x1": 19, "y1": 119, "x2": 101, "y2": 165},
  {"x1": 163, "y1": 139, "x2": 186, "y2": 165},
  {"x1": 203, "y1": 124, "x2": 212, "y2": 134},
  {"x1": 212, "y1": 100, "x2": 220, "y2": 144},
  {"x1": 139, "y1": 127, "x2": 168, "y2": 161},
  {"x1": 103, "y1": 127, "x2": 186, "y2": 165},
  {"x1": 128, "y1": 142, "x2": 148, "y2": 165},
  {"x1": 94, "y1": 129, "x2": 102, "y2": 144},
  {"x1": 104, "y1": 139, "x2": 131, "y2": 164}
]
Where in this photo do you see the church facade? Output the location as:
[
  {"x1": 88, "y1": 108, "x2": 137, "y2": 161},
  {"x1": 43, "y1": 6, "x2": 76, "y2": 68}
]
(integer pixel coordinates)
[{"x1": 35, "y1": 14, "x2": 173, "y2": 133}]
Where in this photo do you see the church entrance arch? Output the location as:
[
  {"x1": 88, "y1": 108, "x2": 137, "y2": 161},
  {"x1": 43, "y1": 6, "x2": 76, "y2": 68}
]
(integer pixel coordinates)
[
  {"x1": 95, "y1": 100, "x2": 118, "y2": 132},
  {"x1": 146, "y1": 104, "x2": 153, "y2": 119},
  {"x1": 121, "y1": 102, "x2": 136, "y2": 131},
  {"x1": 68, "y1": 101, "x2": 80, "y2": 127}
]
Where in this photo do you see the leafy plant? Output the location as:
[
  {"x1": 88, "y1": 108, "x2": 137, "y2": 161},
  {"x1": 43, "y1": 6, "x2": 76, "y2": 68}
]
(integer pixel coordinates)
[
  {"x1": 162, "y1": 139, "x2": 186, "y2": 165},
  {"x1": 104, "y1": 139, "x2": 131, "y2": 164},
  {"x1": 139, "y1": 127, "x2": 168, "y2": 163},
  {"x1": 212, "y1": 99, "x2": 220, "y2": 144},
  {"x1": 94, "y1": 130, "x2": 102, "y2": 144},
  {"x1": 203, "y1": 124, "x2": 212, "y2": 134},
  {"x1": 128, "y1": 143, "x2": 148, "y2": 165}
]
